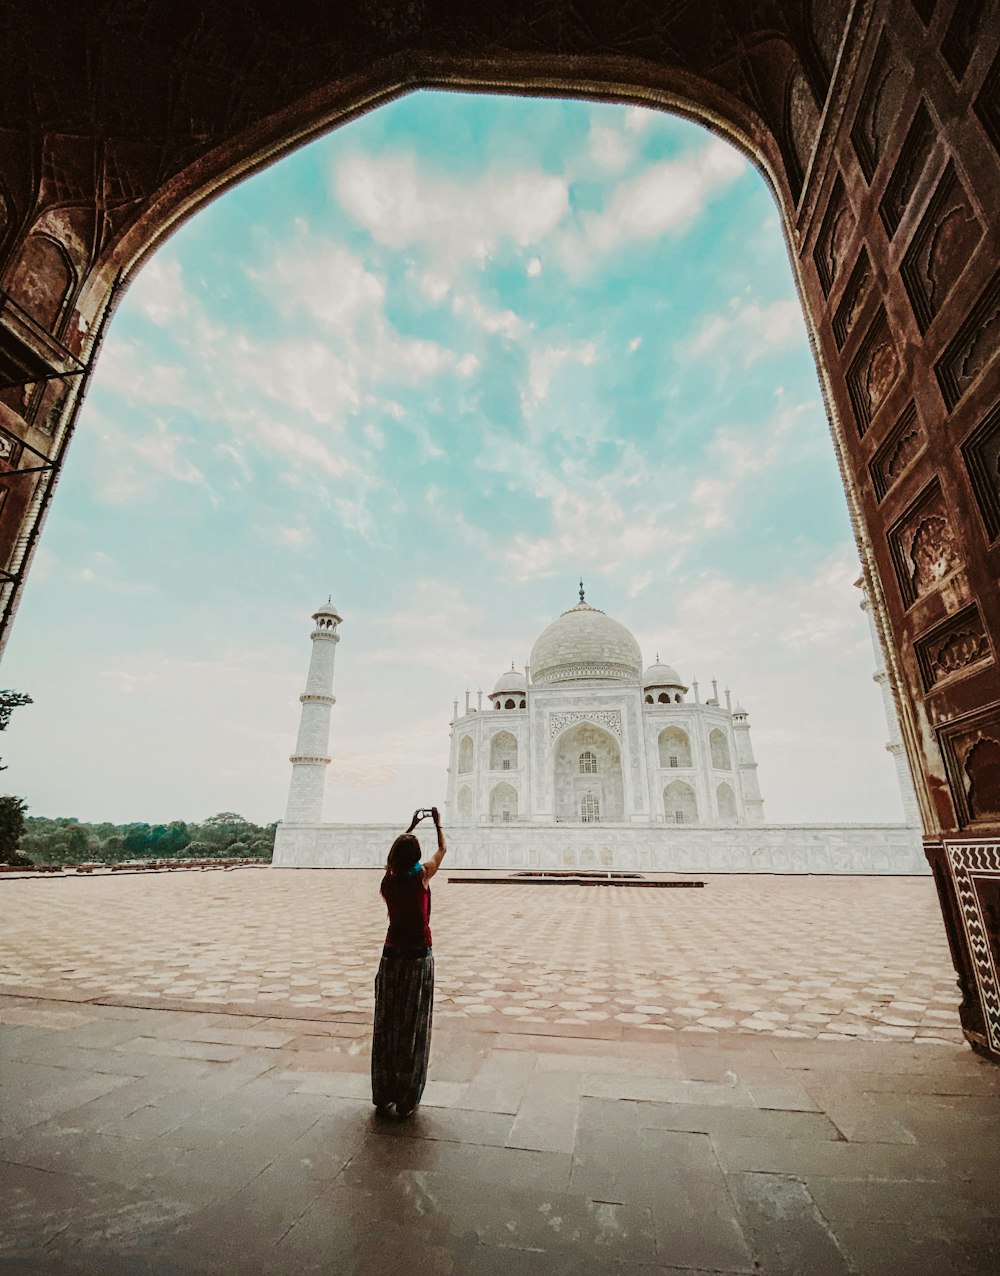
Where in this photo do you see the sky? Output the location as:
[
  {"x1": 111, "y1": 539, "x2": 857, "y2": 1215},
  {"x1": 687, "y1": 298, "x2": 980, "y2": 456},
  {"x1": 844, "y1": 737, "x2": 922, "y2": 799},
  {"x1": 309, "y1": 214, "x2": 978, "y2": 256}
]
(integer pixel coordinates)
[{"x1": 2, "y1": 91, "x2": 909, "y2": 827}]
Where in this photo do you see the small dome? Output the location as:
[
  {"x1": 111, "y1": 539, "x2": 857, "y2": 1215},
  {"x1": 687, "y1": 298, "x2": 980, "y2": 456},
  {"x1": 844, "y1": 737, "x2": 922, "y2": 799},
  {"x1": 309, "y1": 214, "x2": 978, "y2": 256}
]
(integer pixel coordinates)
[
  {"x1": 530, "y1": 595, "x2": 642, "y2": 685},
  {"x1": 643, "y1": 660, "x2": 685, "y2": 689},
  {"x1": 313, "y1": 597, "x2": 342, "y2": 620},
  {"x1": 733, "y1": 702, "x2": 748, "y2": 716},
  {"x1": 492, "y1": 668, "x2": 526, "y2": 694}
]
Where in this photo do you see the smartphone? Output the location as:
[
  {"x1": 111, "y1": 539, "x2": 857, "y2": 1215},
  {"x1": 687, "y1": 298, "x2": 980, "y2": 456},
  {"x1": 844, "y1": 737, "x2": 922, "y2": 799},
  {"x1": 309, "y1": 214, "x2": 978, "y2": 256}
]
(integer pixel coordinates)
[{"x1": 418, "y1": 808, "x2": 435, "y2": 818}]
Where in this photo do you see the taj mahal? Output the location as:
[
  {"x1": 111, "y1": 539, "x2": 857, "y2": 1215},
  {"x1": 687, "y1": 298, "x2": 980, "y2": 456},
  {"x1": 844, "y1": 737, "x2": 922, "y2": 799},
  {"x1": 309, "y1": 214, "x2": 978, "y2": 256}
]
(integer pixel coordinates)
[
  {"x1": 272, "y1": 586, "x2": 925, "y2": 874},
  {"x1": 446, "y1": 584, "x2": 763, "y2": 830}
]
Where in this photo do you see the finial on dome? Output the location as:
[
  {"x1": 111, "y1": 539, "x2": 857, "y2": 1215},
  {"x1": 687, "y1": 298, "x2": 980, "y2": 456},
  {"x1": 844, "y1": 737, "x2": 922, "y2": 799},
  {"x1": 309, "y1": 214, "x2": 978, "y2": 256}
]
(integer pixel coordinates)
[{"x1": 579, "y1": 578, "x2": 585, "y2": 603}]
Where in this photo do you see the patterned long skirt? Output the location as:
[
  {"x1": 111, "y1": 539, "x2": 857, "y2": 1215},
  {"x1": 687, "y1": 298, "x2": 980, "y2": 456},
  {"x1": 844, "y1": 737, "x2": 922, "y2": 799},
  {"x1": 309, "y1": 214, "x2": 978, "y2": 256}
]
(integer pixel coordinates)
[{"x1": 371, "y1": 948, "x2": 434, "y2": 1111}]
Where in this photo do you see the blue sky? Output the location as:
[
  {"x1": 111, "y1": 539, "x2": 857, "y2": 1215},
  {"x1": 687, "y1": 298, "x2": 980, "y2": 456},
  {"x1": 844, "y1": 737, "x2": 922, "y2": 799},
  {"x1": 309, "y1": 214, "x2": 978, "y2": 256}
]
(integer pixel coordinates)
[{"x1": 3, "y1": 92, "x2": 907, "y2": 825}]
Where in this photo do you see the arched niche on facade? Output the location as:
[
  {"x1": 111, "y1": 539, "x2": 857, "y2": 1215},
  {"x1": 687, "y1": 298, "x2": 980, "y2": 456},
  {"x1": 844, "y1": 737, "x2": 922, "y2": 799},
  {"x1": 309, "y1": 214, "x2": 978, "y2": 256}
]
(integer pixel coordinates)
[
  {"x1": 457, "y1": 735, "x2": 474, "y2": 774},
  {"x1": 490, "y1": 730, "x2": 517, "y2": 771},
  {"x1": 553, "y1": 721, "x2": 624, "y2": 823},
  {"x1": 489, "y1": 781, "x2": 518, "y2": 823},
  {"x1": 664, "y1": 780, "x2": 698, "y2": 824},
  {"x1": 709, "y1": 729, "x2": 731, "y2": 770},
  {"x1": 5, "y1": 233, "x2": 76, "y2": 333},
  {"x1": 717, "y1": 781, "x2": 738, "y2": 821},
  {"x1": 456, "y1": 785, "x2": 472, "y2": 823},
  {"x1": 658, "y1": 726, "x2": 692, "y2": 769}
]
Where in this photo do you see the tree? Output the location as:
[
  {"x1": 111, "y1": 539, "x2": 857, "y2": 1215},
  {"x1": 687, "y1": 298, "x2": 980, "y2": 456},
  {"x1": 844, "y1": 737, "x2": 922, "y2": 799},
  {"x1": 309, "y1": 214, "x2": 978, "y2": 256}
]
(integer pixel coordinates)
[
  {"x1": 0, "y1": 795, "x2": 30, "y2": 865},
  {"x1": 0, "y1": 690, "x2": 32, "y2": 771}
]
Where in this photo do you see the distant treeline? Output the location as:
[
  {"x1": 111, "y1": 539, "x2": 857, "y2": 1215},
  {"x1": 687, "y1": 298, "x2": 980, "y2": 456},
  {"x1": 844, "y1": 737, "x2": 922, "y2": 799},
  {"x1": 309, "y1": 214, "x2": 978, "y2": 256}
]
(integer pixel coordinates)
[{"x1": 18, "y1": 811, "x2": 277, "y2": 865}]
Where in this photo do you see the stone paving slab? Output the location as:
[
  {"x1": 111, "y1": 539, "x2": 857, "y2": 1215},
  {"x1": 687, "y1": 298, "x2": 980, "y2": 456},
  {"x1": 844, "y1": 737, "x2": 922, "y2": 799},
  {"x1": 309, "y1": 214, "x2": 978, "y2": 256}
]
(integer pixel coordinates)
[
  {"x1": 2, "y1": 997, "x2": 998, "y2": 1274},
  {"x1": 0, "y1": 868, "x2": 965, "y2": 1042}
]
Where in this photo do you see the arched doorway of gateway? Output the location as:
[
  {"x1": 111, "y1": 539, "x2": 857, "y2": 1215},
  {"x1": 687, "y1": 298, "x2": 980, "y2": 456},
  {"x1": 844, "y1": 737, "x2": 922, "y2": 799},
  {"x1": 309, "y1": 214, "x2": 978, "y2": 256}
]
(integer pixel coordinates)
[{"x1": 0, "y1": 6, "x2": 997, "y2": 1060}]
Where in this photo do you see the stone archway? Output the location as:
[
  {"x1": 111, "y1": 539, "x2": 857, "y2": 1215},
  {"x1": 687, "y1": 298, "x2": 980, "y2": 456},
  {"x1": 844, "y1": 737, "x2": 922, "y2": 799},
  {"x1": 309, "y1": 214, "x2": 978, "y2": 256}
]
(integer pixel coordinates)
[{"x1": 1, "y1": 3, "x2": 998, "y2": 1058}]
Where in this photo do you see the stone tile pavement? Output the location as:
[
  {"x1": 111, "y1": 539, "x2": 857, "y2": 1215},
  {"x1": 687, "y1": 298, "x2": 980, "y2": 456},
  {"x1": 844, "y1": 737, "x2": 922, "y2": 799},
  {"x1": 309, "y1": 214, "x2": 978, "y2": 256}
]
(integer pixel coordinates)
[
  {"x1": 0, "y1": 868, "x2": 964, "y2": 1043},
  {"x1": 2, "y1": 997, "x2": 999, "y2": 1273},
  {"x1": 2, "y1": 868, "x2": 998, "y2": 1273}
]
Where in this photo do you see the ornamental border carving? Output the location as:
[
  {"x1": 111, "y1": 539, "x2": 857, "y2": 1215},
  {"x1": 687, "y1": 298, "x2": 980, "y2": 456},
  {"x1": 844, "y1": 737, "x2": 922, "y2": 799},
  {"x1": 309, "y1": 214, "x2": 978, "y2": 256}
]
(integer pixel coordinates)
[
  {"x1": 944, "y1": 839, "x2": 1000, "y2": 1053},
  {"x1": 549, "y1": 710, "x2": 623, "y2": 741}
]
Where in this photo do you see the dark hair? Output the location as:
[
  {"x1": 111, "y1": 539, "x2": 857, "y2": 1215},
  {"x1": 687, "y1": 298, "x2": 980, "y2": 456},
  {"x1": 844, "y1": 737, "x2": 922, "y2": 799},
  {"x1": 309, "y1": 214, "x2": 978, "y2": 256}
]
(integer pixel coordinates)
[{"x1": 380, "y1": 833, "x2": 421, "y2": 899}]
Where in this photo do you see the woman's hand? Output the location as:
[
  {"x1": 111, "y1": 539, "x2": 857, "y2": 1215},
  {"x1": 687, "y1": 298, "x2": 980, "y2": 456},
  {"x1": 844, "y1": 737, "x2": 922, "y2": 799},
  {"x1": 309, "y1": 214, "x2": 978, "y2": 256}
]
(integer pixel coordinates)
[
  {"x1": 406, "y1": 809, "x2": 424, "y2": 833},
  {"x1": 431, "y1": 806, "x2": 441, "y2": 827}
]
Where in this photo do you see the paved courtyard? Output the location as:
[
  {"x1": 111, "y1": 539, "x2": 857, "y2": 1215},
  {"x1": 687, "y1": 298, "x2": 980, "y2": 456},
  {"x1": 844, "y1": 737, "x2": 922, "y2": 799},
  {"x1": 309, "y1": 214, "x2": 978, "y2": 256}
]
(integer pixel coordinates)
[
  {"x1": 0, "y1": 868, "x2": 964, "y2": 1042},
  {"x1": 3, "y1": 868, "x2": 998, "y2": 1273}
]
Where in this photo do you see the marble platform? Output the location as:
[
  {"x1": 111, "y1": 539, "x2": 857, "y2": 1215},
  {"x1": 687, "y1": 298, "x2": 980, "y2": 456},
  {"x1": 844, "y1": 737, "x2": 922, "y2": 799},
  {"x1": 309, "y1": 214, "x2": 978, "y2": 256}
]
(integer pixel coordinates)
[{"x1": 273, "y1": 822, "x2": 927, "y2": 874}]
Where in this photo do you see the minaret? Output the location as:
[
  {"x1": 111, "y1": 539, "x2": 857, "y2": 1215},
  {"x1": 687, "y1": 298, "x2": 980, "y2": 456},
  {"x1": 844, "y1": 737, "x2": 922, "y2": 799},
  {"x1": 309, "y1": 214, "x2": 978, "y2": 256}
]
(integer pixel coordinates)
[
  {"x1": 731, "y1": 702, "x2": 765, "y2": 824},
  {"x1": 284, "y1": 598, "x2": 342, "y2": 824},
  {"x1": 855, "y1": 577, "x2": 921, "y2": 825}
]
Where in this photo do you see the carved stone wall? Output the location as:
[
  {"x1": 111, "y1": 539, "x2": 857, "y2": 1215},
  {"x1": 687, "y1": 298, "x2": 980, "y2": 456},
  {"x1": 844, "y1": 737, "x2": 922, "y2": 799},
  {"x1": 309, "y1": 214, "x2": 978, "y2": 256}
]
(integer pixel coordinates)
[{"x1": 2, "y1": 0, "x2": 998, "y2": 1054}]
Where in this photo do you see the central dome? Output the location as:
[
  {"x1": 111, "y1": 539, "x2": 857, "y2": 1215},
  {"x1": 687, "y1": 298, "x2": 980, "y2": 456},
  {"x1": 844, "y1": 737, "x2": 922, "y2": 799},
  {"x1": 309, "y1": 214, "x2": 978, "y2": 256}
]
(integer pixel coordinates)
[{"x1": 530, "y1": 597, "x2": 642, "y2": 685}]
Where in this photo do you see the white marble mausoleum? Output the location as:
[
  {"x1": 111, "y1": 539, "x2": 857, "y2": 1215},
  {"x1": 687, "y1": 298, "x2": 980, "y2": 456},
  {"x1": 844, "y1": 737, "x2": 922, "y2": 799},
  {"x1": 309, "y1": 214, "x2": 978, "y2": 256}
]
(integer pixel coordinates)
[
  {"x1": 446, "y1": 584, "x2": 763, "y2": 830},
  {"x1": 272, "y1": 587, "x2": 926, "y2": 874}
]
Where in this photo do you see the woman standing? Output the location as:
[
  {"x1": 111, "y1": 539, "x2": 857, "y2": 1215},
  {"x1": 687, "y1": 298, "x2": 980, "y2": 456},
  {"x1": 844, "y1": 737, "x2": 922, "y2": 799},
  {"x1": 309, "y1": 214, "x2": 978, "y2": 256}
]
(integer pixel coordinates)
[{"x1": 371, "y1": 806, "x2": 447, "y2": 1117}]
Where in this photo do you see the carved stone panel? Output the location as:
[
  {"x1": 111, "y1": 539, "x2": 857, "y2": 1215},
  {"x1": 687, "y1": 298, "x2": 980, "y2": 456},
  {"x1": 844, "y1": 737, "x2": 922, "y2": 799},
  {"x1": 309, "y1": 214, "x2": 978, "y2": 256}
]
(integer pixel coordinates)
[
  {"x1": 852, "y1": 33, "x2": 908, "y2": 181},
  {"x1": 975, "y1": 51, "x2": 999, "y2": 153},
  {"x1": 940, "y1": 708, "x2": 1000, "y2": 826},
  {"x1": 813, "y1": 178, "x2": 854, "y2": 294},
  {"x1": 880, "y1": 103, "x2": 936, "y2": 237},
  {"x1": 962, "y1": 402, "x2": 1000, "y2": 541},
  {"x1": 808, "y1": 0, "x2": 850, "y2": 79},
  {"x1": 942, "y1": 0, "x2": 986, "y2": 81},
  {"x1": 943, "y1": 838, "x2": 1000, "y2": 1053},
  {"x1": 936, "y1": 272, "x2": 1000, "y2": 409},
  {"x1": 888, "y1": 479, "x2": 964, "y2": 608},
  {"x1": 870, "y1": 402, "x2": 924, "y2": 500},
  {"x1": 847, "y1": 309, "x2": 900, "y2": 434},
  {"x1": 901, "y1": 162, "x2": 983, "y2": 331},
  {"x1": 549, "y1": 710, "x2": 622, "y2": 741},
  {"x1": 833, "y1": 248, "x2": 873, "y2": 348},
  {"x1": 787, "y1": 70, "x2": 820, "y2": 190},
  {"x1": 915, "y1": 603, "x2": 994, "y2": 691}
]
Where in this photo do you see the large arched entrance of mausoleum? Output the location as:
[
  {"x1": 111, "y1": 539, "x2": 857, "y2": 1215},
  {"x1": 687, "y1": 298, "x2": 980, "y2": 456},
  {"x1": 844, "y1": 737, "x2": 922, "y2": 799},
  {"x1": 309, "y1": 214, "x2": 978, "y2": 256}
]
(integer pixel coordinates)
[
  {"x1": 553, "y1": 722, "x2": 625, "y2": 823},
  {"x1": 1, "y1": 3, "x2": 998, "y2": 1059}
]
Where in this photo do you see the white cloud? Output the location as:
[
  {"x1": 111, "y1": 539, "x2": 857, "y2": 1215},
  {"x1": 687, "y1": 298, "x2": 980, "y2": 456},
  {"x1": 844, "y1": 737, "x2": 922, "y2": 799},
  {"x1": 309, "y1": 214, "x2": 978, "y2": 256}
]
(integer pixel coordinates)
[
  {"x1": 689, "y1": 297, "x2": 806, "y2": 366},
  {"x1": 75, "y1": 551, "x2": 155, "y2": 595},
  {"x1": 587, "y1": 121, "x2": 637, "y2": 173},
  {"x1": 335, "y1": 151, "x2": 569, "y2": 273},
  {"x1": 522, "y1": 341, "x2": 598, "y2": 415},
  {"x1": 94, "y1": 416, "x2": 208, "y2": 504},
  {"x1": 526, "y1": 257, "x2": 542, "y2": 278},
  {"x1": 499, "y1": 483, "x2": 688, "y2": 583},
  {"x1": 251, "y1": 240, "x2": 385, "y2": 332},
  {"x1": 128, "y1": 256, "x2": 188, "y2": 325},
  {"x1": 452, "y1": 292, "x2": 525, "y2": 340},
  {"x1": 688, "y1": 399, "x2": 815, "y2": 531},
  {"x1": 272, "y1": 525, "x2": 312, "y2": 548},
  {"x1": 558, "y1": 137, "x2": 746, "y2": 265}
]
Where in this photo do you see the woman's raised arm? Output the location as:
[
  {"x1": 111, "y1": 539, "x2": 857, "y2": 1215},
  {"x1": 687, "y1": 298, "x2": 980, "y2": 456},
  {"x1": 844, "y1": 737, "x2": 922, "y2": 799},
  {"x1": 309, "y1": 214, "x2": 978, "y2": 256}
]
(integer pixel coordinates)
[{"x1": 422, "y1": 807, "x2": 447, "y2": 882}]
